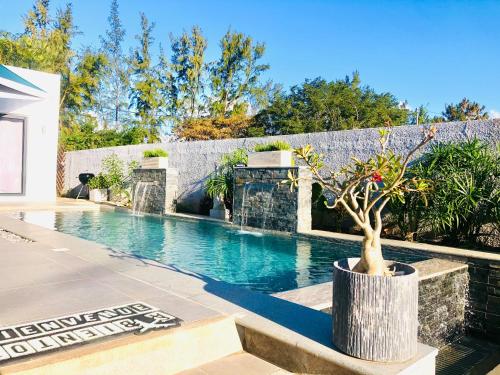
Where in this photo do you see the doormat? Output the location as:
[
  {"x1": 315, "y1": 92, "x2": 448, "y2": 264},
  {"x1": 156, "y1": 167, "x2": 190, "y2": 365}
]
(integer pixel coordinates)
[{"x1": 0, "y1": 302, "x2": 181, "y2": 364}]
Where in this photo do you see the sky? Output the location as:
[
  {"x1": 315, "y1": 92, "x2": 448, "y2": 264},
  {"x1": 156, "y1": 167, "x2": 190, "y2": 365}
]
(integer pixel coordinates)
[{"x1": 1, "y1": 0, "x2": 499, "y2": 117}]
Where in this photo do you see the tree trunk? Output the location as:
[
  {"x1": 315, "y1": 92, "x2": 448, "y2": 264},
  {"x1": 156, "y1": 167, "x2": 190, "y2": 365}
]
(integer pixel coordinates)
[{"x1": 353, "y1": 229, "x2": 386, "y2": 276}]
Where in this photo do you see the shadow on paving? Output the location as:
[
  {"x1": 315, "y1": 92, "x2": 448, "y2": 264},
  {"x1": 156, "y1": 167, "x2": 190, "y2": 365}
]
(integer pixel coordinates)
[
  {"x1": 107, "y1": 249, "x2": 335, "y2": 349},
  {"x1": 69, "y1": 248, "x2": 500, "y2": 374}
]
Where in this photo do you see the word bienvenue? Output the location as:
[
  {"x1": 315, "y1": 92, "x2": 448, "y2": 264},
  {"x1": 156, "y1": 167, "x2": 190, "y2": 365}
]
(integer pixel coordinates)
[{"x1": 0, "y1": 302, "x2": 181, "y2": 363}]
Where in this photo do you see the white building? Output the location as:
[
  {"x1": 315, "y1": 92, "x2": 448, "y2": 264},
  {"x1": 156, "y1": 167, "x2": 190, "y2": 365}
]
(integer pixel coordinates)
[{"x1": 0, "y1": 65, "x2": 60, "y2": 202}]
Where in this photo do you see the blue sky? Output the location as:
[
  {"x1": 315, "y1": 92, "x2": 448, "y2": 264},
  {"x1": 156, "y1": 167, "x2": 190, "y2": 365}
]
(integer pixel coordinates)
[{"x1": 2, "y1": 0, "x2": 499, "y2": 116}]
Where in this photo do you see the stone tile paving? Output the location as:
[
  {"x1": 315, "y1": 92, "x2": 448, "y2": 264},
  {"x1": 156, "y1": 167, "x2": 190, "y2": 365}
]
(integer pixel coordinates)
[{"x1": 0, "y1": 228, "x2": 32, "y2": 243}]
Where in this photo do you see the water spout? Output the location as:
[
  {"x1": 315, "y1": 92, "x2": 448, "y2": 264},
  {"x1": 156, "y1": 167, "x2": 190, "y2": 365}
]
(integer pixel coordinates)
[
  {"x1": 239, "y1": 182, "x2": 276, "y2": 233},
  {"x1": 132, "y1": 181, "x2": 154, "y2": 216}
]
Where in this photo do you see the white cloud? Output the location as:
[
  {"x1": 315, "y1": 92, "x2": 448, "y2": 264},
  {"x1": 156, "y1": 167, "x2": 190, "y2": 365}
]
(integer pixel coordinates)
[{"x1": 489, "y1": 109, "x2": 500, "y2": 119}]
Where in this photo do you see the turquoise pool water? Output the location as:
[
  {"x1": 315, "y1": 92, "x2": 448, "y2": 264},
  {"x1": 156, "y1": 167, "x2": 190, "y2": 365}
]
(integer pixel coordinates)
[{"x1": 16, "y1": 210, "x2": 429, "y2": 293}]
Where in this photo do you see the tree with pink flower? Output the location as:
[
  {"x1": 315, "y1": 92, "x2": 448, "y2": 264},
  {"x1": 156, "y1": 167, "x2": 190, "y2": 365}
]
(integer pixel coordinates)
[{"x1": 290, "y1": 125, "x2": 437, "y2": 276}]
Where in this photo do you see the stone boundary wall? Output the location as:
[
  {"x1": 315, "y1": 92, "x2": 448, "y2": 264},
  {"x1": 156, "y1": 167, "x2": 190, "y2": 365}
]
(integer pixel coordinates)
[{"x1": 62, "y1": 120, "x2": 500, "y2": 213}]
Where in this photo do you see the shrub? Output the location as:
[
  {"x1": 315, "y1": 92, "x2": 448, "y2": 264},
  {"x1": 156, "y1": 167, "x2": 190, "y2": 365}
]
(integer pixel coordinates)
[
  {"x1": 99, "y1": 154, "x2": 139, "y2": 206},
  {"x1": 87, "y1": 173, "x2": 109, "y2": 190},
  {"x1": 205, "y1": 148, "x2": 248, "y2": 212},
  {"x1": 254, "y1": 140, "x2": 292, "y2": 152},
  {"x1": 102, "y1": 154, "x2": 126, "y2": 193},
  {"x1": 175, "y1": 115, "x2": 250, "y2": 141},
  {"x1": 143, "y1": 149, "x2": 168, "y2": 158},
  {"x1": 390, "y1": 139, "x2": 499, "y2": 246}
]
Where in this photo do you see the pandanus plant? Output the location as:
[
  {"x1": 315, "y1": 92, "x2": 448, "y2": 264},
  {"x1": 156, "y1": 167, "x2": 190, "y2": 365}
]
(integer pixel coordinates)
[{"x1": 290, "y1": 125, "x2": 437, "y2": 276}]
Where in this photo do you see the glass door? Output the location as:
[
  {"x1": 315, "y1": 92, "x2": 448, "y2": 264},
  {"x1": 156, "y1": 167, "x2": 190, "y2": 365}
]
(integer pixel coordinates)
[{"x1": 0, "y1": 116, "x2": 25, "y2": 195}]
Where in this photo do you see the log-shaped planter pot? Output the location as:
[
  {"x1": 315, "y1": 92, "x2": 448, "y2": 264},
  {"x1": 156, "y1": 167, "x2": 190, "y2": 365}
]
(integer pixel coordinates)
[{"x1": 332, "y1": 258, "x2": 418, "y2": 362}]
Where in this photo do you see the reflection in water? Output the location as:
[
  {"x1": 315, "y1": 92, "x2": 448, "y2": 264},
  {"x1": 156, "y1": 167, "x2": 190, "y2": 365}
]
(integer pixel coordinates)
[
  {"x1": 295, "y1": 240, "x2": 312, "y2": 287},
  {"x1": 15, "y1": 210, "x2": 430, "y2": 293},
  {"x1": 16, "y1": 211, "x2": 58, "y2": 230}
]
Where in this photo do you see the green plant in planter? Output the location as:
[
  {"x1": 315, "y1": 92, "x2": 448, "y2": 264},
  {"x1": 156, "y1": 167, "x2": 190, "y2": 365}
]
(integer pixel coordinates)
[
  {"x1": 143, "y1": 149, "x2": 168, "y2": 158},
  {"x1": 254, "y1": 140, "x2": 292, "y2": 152},
  {"x1": 205, "y1": 148, "x2": 248, "y2": 212},
  {"x1": 99, "y1": 154, "x2": 139, "y2": 205},
  {"x1": 87, "y1": 173, "x2": 109, "y2": 190},
  {"x1": 291, "y1": 125, "x2": 436, "y2": 276}
]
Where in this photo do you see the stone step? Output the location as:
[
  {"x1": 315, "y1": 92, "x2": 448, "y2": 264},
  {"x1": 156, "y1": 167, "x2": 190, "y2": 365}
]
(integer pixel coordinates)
[{"x1": 175, "y1": 352, "x2": 290, "y2": 375}]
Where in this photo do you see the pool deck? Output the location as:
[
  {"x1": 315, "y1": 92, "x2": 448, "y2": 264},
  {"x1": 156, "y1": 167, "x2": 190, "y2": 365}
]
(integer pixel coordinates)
[{"x1": 0, "y1": 199, "x2": 438, "y2": 374}]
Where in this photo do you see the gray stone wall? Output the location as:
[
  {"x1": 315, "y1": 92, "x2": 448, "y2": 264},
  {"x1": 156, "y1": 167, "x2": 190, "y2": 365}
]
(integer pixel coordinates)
[
  {"x1": 233, "y1": 167, "x2": 312, "y2": 233},
  {"x1": 62, "y1": 120, "x2": 500, "y2": 213},
  {"x1": 467, "y1": 260, "x2": 500, "y2": 342},
  {"x1": 418, "y1": 255, "x2": 499, "y2": 343},
  {"x1": 131, "y1": 168, "x2": 178, "y2": 215},
  {"x1": 415, "y1": 261, "x2": 469, "y2": 348}
]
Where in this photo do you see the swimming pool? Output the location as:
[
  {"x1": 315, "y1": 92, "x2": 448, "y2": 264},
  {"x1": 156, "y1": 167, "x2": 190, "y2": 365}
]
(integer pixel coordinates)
[{"x1": 15, "y1": 210, "x2": 429, "y2": 293}]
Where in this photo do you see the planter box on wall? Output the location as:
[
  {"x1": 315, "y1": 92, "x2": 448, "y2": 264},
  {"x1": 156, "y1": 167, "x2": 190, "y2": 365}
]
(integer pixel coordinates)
[
  {"x1": 141, "y1": 157, "x2": 169, "y2": 169},
  {"x1": 89, "y1": 189, "x2": 108, "y2": 203},
  {"x1": 332, "y1": 258, "x2": 418, "y2": 362},
  {"x1": 247, "y1": 151, "x2": 292, "y2": 168}
]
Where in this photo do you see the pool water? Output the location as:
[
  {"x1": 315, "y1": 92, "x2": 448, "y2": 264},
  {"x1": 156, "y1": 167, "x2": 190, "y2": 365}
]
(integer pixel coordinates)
[{"x1": 15, "y1": 210, "x2": 429, "y2": 293}]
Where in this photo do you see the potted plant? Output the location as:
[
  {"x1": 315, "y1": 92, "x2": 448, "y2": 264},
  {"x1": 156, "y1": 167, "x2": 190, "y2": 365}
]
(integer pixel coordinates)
[
  {"x1": 248, "y1": 140, "x2": 293, "y2": 167},
  {"x1": 141, "y1": 149, "x2": 169, "y2": 169},
  {"x1": 291, "y1": 125, "x2": 436, "y2": 362},
  {"x1": 87, "y1": 173, "x2": 110, "y2": 203},
  {"x1": 205, "y1": 148, "x2": 248, "y2": 220}
]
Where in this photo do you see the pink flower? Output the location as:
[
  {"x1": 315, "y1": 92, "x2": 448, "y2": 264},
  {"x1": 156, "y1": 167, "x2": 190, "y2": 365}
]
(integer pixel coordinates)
[{"x1": 371, "y1": 172, "x2": 383, "y2": 182}]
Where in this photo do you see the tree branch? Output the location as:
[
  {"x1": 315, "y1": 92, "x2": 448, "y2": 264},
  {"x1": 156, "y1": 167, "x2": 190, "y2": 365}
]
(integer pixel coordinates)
[{"x1": 338, "y1": 199, "x2": 366, "y2": 228}]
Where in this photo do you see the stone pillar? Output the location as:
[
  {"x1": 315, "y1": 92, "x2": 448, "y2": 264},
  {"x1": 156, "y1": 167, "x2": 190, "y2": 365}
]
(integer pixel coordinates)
[
  {"x1": 164, "y1": 168, "x2": 178, "y2": 213},
  {"x1": 131, "y1": 168, "x2": 178, "y2": 215},
  {"x1": 233, "y1": 167, "x2": 312, "y2": 233},
  {"x1": 414, "y1": 259, "x2": 469, "y2": 348}
]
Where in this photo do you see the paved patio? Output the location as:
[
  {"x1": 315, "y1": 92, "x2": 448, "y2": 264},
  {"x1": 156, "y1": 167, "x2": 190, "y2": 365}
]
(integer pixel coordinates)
[{"x1": 0, "y1": 203, "x2": 437, "y2": 374}]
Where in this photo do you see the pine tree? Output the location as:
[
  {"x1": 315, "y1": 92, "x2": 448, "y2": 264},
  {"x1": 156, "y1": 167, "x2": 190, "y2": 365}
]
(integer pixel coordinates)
[
  {"x1": 169, "y1": 26, "x2": 207, "y2": 120},
  {"x1": 99, "y1": 0, "x2": 129, "y2": 127},
  {"x1": 440, "y1": 98, "x2": 489, "y2": 121},
  {"x1": 251, "y1": 74, "x2": 409, "y2": 135},
  {"x1": 209, "y1": 30, "x2": 269, "y2": 117},
  {"x1": 129, "y1": 13, "x2": 166, "y2": 142},
  {"x1": 0, "y1": 0, "x2": 107, "y2": 129}
]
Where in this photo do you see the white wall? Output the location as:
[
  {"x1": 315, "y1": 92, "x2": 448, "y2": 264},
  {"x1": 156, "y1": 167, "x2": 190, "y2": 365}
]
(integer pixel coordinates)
[{"x1": 0, "y1": 66, "x2": 60, "y2": 202}]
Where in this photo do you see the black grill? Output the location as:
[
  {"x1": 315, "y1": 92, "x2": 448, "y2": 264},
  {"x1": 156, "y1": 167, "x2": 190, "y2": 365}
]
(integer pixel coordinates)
[
  {"x1": 76, "y1": 173, "x2": 95, "y2": 199},
  {"x1": 78, "y1": 173, "x2": 95, "y2": 185}
]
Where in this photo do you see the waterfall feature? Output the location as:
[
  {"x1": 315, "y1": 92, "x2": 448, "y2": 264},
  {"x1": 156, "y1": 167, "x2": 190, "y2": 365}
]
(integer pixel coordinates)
[
  {"x1": 233, "y1": 167, "x2": 312, "y2": 233},
  {"x1": 238, "y1": 181, "x2": 279, "y2": 232},
  {"x1": 130, "y1": 168, "x2": 179, "y2": 216},
  {"x1": 132, "y1": 181, "x2": 154, "y2": 216},
  {"x1": 239, "y1": 182, "x2": 251, "y2": 230}
]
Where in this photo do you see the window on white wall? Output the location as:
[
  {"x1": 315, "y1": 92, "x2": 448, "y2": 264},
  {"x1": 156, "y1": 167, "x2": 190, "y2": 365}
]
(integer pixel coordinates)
[{"x1": 0, "y1": 117, "x2": 25, "y2": 194}]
